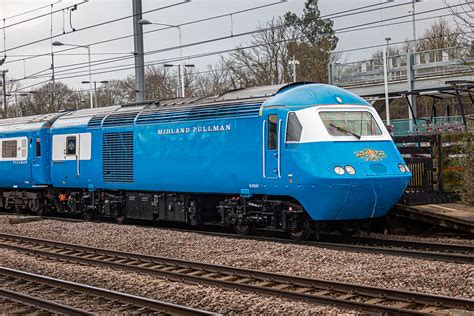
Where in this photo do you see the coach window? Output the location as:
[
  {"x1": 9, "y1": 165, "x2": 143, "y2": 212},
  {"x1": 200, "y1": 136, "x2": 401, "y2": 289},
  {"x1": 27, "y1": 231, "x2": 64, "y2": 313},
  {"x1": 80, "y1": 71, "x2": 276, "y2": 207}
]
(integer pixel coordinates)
[
  {"x1": 268, "y1": 114, "x2": 277, "y2": 150},
  {"x1": 286, "y1": 112, "x2": 303, "y2": 142},
  {"x1": 66, "y1": 136, "x2": 77, "y2": 156},
  {"x1": 36, "y1": 139, "x2": 41, "y2": 157},
  {"x1": 2, "y1": 140, "x2": 17, "y2": 158}
]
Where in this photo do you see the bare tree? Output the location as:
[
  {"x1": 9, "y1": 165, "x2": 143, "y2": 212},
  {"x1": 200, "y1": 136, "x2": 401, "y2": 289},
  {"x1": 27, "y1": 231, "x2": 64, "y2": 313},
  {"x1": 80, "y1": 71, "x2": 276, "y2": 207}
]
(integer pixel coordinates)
[
  {"x1": 18, "y1": 82, "x2": 76, "y2": 116},
  {"x1": 223, "y1": 18, "x2": 297, "y2": 87},
  {"x1": 96, "y1": 79, "x2": 135, "y2": 107},
  {"x1": 416, "y1": 18, "x2": 465, "y2": 51},
  {"x1": 444, "y1": 0, "x2": 473, "y2": 42},
  {"x1": 194, "y1": 61, "x2": 233, "y2": 97},
  {"x1": 145, "y1": 65, "x2": 178, "y2": 100}
]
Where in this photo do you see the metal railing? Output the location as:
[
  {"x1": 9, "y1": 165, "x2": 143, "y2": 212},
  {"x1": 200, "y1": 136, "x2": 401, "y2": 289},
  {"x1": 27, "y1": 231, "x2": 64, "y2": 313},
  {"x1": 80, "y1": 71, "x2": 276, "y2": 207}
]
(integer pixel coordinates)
[
  {"x1": 388, "y1": 115, "x2": 473, "y2": 136},
  {"x1": 330, "y1": 46, "x2": 473, "y2": 86}
]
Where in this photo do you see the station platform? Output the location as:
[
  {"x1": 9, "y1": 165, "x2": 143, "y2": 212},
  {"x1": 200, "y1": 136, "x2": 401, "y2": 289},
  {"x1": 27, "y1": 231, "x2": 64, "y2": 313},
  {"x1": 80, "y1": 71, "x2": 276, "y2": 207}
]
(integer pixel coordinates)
[{"x1": 394, "y1": 203, "x2": 474, "y2": 234}]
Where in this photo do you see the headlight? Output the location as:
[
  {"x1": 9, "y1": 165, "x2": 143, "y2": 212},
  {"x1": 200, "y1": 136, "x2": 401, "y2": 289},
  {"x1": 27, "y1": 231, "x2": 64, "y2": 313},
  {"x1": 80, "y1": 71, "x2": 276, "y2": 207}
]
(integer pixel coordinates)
[
  {"x1": 334, "y1": 166, "x2": 345, "y2": 175},
  {"x1": 398, "y1": 163, "x2": 407, "y2": 173},
  {"x1": 404, "y1": 164, "x2": 410, "y2": 172},
  {"x1": 345, "y1": 165, "x2": 356, "y2": 175}
]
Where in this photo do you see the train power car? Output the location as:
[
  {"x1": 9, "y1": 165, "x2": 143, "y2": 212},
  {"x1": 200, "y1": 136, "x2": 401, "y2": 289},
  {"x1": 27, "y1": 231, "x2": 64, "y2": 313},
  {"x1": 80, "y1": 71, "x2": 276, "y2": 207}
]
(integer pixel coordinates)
[{"x1": 0, "y1": 83, "x2": 411, "y2": 239}]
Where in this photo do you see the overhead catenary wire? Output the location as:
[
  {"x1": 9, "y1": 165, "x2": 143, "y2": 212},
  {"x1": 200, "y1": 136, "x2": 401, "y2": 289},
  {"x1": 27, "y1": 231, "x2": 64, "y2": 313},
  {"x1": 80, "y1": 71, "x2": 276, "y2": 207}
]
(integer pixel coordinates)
[
  {"x1": 5, "y1": 2, "x2": 469, "y2": 93},
  {"x1": 2, "y1": 0, "x2": 411, "y2": 66},
  {"x1": 19, "y1": 5, "x2": 470, "y2": 83},
  {"x1": 10, "y1": 27, "x2": 470, "y2": 98},
  {"x1": 0, "y1": 1, "x2": 86, "y2": 30},
  {"x1": 11, "y1": 0, "x2": 459, "y2": 83},
  {"x1": 10, "y1": 21, "x2": 470, "y2": 93},
  {"x1": 53, "y1": 3, "x2": 471, "y2": 76},
  {"x1": 10, "y1": 27, "x2": 470, "y2": 95},
  {"x1": 0, "y1": 0, "x2": 190, "y2": 57}
]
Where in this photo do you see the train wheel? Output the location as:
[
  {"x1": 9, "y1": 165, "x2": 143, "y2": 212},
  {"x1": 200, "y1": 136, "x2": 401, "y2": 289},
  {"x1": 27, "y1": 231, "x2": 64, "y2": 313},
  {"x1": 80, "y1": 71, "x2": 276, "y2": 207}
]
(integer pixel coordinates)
[
  {"x1": 83, "y1": 210, "x2": 95, "y2": 221},
  {"x1": 233, "y1": 224, "x2": 253, "y2": 235},
  {"x1": 114, "y1": 213, "x2": 126, "y2": 225},
  {"x1": 288, "y1": 218, "x2": 312, "y2": 241}
]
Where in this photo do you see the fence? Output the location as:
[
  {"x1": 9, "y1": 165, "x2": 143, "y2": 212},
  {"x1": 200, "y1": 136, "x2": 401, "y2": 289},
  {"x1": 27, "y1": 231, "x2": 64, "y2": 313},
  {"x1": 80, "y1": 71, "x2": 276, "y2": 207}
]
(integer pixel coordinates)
[
  {"x1": 330, "y1": 46, "x2": 473, "y2": 86},
  {"x1": 389, "y1": 115, "x2": 472, "y2": 136},
  {"x1": 393, "y1": 134, "x2": 455, "y2": 205}
]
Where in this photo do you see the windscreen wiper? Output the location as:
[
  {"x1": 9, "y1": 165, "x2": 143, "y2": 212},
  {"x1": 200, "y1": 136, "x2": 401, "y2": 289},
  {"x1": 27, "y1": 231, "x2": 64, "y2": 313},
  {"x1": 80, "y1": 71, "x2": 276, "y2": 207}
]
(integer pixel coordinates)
[{"x1": 329, "y1": 124, "x2": 361, "y2": 139}]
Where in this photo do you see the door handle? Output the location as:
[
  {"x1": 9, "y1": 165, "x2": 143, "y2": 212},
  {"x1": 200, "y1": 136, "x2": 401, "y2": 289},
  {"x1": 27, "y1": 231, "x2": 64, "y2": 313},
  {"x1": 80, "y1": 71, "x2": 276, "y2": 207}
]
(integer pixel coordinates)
[{"x1": 262, "y1": 120, "x2": 266, "y2": 178}]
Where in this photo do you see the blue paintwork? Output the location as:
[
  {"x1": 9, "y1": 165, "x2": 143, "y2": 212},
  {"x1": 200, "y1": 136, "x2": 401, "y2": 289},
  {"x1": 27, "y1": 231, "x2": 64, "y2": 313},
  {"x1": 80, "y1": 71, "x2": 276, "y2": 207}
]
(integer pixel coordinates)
[
  {"x1": 1, "y1": 83, "x2": 411, "y2": 221},
  {"x1": 0, "y1": 128, "x2": 51, "y2": 188},
  {"x1": 264, "y1": 83, "x2": 368, "y2": 107}
]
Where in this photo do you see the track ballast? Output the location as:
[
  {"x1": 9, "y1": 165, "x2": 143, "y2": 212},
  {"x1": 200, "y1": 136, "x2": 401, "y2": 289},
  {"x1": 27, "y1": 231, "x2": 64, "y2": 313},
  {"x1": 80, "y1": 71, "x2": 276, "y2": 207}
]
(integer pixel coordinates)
[{"x1": 0, "y1": 233, "x2": 472, "y2": 315}]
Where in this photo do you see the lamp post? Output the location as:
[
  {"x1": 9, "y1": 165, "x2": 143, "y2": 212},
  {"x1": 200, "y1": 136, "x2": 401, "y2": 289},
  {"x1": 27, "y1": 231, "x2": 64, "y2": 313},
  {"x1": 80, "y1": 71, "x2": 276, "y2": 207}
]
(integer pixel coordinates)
[
  {"x1": 289, "y1": 55, "x2": 300, "y2": 82},
  {"x1": 1, "y1": 69, "x2": 8, "y2": 118},
  {"x1": 139, "y1": 19, "x2": 191, "y2": 98},
  {"x1": 52, "y1": 41, "x2": 94, "y2": 108},
  {"x1": 6, "y1": 92, "x2": 30, "y2": 117},
  {"x1": 383, "y1": 37, "x2": 391, "y2": 126},
  {"x1": 164, "y1": 64, "x2": 194, "y2": 98},
  {"x1": 81, "y1": 80, "x2": 109, "y2": 108}
]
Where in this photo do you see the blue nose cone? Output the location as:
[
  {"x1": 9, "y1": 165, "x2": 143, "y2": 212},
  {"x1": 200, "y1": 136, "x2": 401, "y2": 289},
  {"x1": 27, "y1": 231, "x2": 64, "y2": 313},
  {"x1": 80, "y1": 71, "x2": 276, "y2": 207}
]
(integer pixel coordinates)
[{"x1": 263, "y1": 83, "x2": 369, "y2": 107}]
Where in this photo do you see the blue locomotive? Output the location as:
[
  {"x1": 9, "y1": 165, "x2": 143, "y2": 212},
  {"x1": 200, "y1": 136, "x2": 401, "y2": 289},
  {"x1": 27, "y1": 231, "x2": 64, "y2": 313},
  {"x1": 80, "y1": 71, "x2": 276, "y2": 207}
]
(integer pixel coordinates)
[{"x1": 0, "y1": 83, "x2": 411, "y2": 239}]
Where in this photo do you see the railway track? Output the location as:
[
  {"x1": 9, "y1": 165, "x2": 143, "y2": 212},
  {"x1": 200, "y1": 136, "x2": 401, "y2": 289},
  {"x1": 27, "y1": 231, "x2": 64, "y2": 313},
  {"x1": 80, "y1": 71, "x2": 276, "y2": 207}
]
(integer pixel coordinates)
[
  {"x1": 0, "y1": 287, "x2": 93, "y2": 315},
  {"x1": 1, "y1": 212, "x2": 473, "y2": 263},
  {"x1": 0, "y1": 266, "x2": 214, "y2": 315},
  {"x1": 0, "y1": 233, "x2": 472, "y2": 315},
  {"x1": 174, "y1": 228, "x2": 474, "y2": 264}
]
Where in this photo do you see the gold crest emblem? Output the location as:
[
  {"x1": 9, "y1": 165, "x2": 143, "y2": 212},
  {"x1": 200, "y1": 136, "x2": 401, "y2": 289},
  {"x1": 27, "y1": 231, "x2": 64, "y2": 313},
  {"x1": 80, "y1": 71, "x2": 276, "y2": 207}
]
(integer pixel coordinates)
[{"x1": 355, "y1": 148, "x2": 387, "y2": 161}]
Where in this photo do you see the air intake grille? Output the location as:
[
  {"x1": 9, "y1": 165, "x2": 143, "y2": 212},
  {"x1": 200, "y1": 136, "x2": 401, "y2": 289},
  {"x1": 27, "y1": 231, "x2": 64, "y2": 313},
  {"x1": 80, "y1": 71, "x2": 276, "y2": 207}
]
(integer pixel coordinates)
[
  {"x1": 102, "y1": 111, "x2": 140, "y2": 128},
  {"x1": 102, "y1": 132, "x2": 134, "y2": 183},
  {"x1": 87, "y1": 114, "x2": 107, "y2": 129},
  {"x1": 136, "y1": 103, "x2": 261, "y2": 125}
]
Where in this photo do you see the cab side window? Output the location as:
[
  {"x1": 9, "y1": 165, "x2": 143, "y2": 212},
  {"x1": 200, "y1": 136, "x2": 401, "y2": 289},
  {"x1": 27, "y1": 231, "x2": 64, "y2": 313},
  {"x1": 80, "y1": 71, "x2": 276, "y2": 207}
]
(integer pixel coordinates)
[
  {"x1": 268, "y1": 114, "x2": 277, "y2": 150},
  {"x1": 36, "y1": 138, "x2": 41, "y2": 157},
  {"x1": 66, "y1": 136, "x2": 77, "y2": 156},
  {"x1": 286, "y1": 112, "x2": 303, "y2": 142},
  {"x1": 2, "y1": 140, "x2": 17, "y2": 158}
]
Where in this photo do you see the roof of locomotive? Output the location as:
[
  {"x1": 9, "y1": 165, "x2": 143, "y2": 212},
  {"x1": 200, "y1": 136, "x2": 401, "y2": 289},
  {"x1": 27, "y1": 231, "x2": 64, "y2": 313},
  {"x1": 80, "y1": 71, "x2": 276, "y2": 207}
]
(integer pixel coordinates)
[
  {"x1": 51, "y1": 82, "x2": 300, "y2": 129},
  {"x1": 0, "y1": 112, "x2": 63, "y2": 133},
  {"x1": 0, "y1": 83, "x2": 371, "y2": 132},
  {"x1": 262, "y1": 83, "x2": 369, "y2": 107}
]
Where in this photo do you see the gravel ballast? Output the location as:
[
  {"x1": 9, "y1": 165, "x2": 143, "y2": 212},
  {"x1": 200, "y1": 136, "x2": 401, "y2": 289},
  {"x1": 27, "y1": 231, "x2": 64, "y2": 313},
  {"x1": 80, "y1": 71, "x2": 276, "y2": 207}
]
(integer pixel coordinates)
[
  {"x1": 0, "y1": 248, "x2": 342, "y2": 314},
  {"x1": 0, "y1": 216, "x2": 472, "y2": 301}
]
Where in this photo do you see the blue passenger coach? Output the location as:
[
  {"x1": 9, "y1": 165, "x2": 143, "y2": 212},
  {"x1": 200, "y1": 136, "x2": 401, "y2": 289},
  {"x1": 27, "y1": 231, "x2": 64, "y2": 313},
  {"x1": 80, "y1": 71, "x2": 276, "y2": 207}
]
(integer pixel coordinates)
[
  {"x1": 0, "y1": 83, "x2": 411, "y2": 239},
  {"x1": 0, "y1": 113, "x2": 60, "y2": 211}
]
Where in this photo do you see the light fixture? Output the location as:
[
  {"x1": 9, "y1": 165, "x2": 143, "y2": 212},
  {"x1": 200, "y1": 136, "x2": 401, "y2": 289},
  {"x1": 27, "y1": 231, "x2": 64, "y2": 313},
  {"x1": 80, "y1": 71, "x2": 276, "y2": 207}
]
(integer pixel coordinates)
[
  {"x1": 334, "y1": 166, "x2": 345, "y2": 175},
  {"x1": 138, "y1": 19, "x2": 151, "y2": 25},
  {"x1": 398, "y1": 163, "x2": 407, "y2": 173},
  {"x1": 345, "y1": 165, "x2": 356, "y2": 175}
]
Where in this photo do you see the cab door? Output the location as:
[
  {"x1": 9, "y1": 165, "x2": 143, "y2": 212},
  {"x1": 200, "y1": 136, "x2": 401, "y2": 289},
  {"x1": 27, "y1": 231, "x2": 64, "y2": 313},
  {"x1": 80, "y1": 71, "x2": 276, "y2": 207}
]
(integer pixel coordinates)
[
  {"x1": 263, "y1": 113, "x2": 282, "y2": 179},
  {"x1": 30, "y1": 132, "x2": 46, "y2": 185}
]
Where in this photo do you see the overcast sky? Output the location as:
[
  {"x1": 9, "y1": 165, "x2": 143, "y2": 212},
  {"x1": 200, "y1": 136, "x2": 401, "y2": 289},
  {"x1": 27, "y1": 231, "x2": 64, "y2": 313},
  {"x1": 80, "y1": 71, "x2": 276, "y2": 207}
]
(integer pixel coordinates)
[{"x1": 0, "y1": 0, "x2": 462, "y2": 92}]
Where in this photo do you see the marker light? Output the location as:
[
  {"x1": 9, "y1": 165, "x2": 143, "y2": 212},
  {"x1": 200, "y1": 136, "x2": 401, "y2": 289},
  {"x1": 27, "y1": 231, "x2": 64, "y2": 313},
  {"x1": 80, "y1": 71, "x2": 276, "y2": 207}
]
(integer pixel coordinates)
[
  {"x1": 334, "y1": 166, "x2": 345, "y2": 175},
  {"x1": 345, "y1": 165, "x2": 356, "y2": 175},
  {"x1": 404, "y1": 164, "x2": 410, "y2": 173},
  {"x1": 398, "y1": 163, "x2": 407, "y2": 173}
]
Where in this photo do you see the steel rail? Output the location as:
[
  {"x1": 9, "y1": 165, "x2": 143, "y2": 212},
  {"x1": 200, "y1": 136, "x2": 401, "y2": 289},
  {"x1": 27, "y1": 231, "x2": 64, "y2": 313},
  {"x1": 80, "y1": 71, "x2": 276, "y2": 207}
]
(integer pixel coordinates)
[
  {"x1": 327, "y1": 235, "x2": 474, "y2": 254},
  {"x1": 0, "y1": 233, "x2": 472, "y2": 315},
  {"x1": 142, "y1": 226, "x2": 474, "y2": 263},
  {"x1": 0, "y1": 288, "x2": 94, "y2": 315},
  {"x1": 0, "y1": 267, "x2": 215, "y2": 315},
  {"x1": 0, "y1": 212, "x2": 472, "y2": 263}
]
